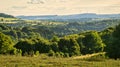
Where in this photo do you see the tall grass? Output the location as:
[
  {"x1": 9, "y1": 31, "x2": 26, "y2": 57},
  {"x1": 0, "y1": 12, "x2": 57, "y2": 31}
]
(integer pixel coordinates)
[{"x1": 0, "y1": 54, "x2": 120, "y2": 67}]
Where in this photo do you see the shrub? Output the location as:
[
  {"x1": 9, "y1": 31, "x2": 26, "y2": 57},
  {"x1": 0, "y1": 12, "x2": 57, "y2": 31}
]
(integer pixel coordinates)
[
  {"x1": 29, "y1": 50, "x2": 34, "y2": 57},
  {"x1": 55, "y1": 52, "x2": 61, "y2": 57},
  {"x1": 64, "y1": 53, "x2": 69, "y2": 57},
  {"x1": 35, "y1": 51, "x2": 40, "y2": 56},
  {"x1": 11, "y1": 48, "x2": 22, "y2": 56},
  {"x1": 23, "y1": 52, "x2": 28, "y2": 56},
  {"x1": 48, "y1": 50, "x2": 55, "y2": 56}
]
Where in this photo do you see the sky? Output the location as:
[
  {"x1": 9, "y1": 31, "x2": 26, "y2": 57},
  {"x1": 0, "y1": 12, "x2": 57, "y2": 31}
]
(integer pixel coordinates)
[{"x1": 0, "y1": 0, "x2": 120, "y2": 16}]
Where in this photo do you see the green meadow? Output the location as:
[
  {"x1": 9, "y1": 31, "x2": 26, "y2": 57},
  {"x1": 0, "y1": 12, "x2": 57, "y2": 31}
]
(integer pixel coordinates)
[{"x1": 0, "y1": 54, "x2": 120, "y2": 67}]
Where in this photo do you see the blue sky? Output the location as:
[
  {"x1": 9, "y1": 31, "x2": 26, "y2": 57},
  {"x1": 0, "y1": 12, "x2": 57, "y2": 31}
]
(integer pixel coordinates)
[{"x1": 0, "y1": 0, "x2": 120, "y2": 16}]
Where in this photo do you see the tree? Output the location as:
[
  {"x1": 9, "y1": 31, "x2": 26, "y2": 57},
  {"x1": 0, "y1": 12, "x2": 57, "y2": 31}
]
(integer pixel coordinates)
[
  {"x1": 50, "y1": 42, "x2": 59, "y2": 52},
  {"x1": 50, "y1": 36, "x2": 59, "y2": 42},
  {"x1": 77, "y1": 35, "x2": 85, "y2": 53},
  {"x1": 100, "y1": 27, "x2": 114, "y2": 52},
  {"x1": 14, "y1": 40, "x2": 34, "y2": 55},
  {"x1": 106, "y1": 24, "x2": 120, "y2": 59},
  {"x1": 0, "y1": 18, "x2": 3, "y2": 21},
  {"x1": 82, "y1": 31, "x2": 105, "y2": 54},
  {"x1": 0, "y1": 24, "x2": 9, "y2": 30},
  {"x1": 69, "y1": 38, "x2": 80, "y2": 56},
  {"x1": 0, "y1": 32, "x2": 14, "y2": 54},
  {"x1": 58, "y1": 37, "x2": 80, "y2": 56},
  {"x1": 34, "y1": 37, "x2": 51, "y2": 53}
]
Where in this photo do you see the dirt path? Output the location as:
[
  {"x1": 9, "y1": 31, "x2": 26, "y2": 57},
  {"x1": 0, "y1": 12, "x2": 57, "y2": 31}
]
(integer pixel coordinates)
[{"x1": 72, "y1": 52, "x2": 105, "y2": 59}]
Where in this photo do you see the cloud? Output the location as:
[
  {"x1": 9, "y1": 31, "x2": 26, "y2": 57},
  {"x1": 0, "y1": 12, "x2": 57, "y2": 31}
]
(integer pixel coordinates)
[
  {"x1": 11, "y1": 6, "x2": 27, "y2": 10},
  {"x1": 27, "y1": 0, "x2": 45, "y2": 4}
]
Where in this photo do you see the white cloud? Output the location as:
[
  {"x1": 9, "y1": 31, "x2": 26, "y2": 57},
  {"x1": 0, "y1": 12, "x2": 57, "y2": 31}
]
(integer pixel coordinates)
[
  {"x1": 11, "y1": 6, "x2": 27, "y2": 10},
  {"x1": 27, "y1": 0, "x2": 45, "y2": 4}
]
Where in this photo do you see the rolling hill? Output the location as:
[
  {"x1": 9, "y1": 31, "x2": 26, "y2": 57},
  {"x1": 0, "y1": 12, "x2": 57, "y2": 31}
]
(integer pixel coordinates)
[
  {"x1": 17, "y1": 13, "x2": 120, "y2": 22},
  {"x1": 0, "y1": 13, "x2": 15, "y2": 18}
]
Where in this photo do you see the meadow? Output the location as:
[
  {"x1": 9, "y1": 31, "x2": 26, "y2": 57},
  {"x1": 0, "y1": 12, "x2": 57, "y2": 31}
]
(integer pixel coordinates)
[{"x1": 0, "y1": 54, "x2": 120, "y2": 67}]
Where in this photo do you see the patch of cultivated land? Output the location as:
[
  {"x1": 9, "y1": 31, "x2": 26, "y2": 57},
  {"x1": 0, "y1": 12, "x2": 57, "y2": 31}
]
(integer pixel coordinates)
[{"x1": 0, "y1": 54, "x2": 120, "y2": 67}]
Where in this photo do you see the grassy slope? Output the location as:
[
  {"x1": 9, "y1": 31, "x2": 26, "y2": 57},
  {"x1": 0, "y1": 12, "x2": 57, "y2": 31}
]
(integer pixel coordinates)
[{"x1": 0, "y1": 54, "x2": 120, "y2": 67}]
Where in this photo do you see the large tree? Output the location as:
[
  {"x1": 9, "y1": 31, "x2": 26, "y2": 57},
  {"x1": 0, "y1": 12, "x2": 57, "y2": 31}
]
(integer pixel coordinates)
[
  {"x1": 0, "y1": 32, "x2": 14, "y2": 54},
  {"x1": 82, "y1": 31, "x2": 105, "y2": 54},
  {"x1": 107, "y1": 24, "x2": 120, "y2": 59},
  {"x1": 58, "y1": 37, "x2": 80, "y2": 56}
]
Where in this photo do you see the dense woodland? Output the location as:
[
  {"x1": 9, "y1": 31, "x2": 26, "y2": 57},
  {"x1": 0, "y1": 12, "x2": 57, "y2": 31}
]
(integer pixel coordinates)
[{"x1": 0, "y1": 13, "x2": 120, "y2": 59}]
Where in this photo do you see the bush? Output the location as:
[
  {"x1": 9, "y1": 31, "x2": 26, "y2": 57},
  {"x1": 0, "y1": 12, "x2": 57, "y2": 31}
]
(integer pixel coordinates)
[
  {"x1": 64, "y1": 53, "x2": 69, "y2": 57},
  {"x1": 55, "y1": 52, "x2": 61, "y2": 57},
  {"x1": 29, "y1": 50, "x2": 34, "y2": 57},
  {"x1": 35, "y1": 51, "x2": 40, "y2": 56},
  {"x1": 23, "y1": 52, "x2": 28, "y2": 56},
  {"x1": 59, "y1": 52, "x2": 64, "y2": 57},
  {"x1": 11, "y1": 48, "x2": 22, "y2": 56},
  {"x1": 48, "y1": 50, "x2": 55, "y2": 56}
]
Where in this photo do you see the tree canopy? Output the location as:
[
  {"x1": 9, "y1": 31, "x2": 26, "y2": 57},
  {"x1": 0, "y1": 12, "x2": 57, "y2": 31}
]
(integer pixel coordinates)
[{"x1": 0, "y1": 32, "x2": 14, "y2": 54}]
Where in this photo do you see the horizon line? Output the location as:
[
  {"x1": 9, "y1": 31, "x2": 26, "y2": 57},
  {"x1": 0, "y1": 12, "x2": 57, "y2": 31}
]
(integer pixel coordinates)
[{"x1": 1, "y1": 12, "x2": 120, "y2": 16}]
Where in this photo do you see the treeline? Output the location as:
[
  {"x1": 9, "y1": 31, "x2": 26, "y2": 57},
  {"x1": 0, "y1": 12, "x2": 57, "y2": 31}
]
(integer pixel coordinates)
[
  {"x1": 0, "y1": 31, "x2": 105, "y2": 57},
  {"x1": 0, "y1": 23, "x2": 54, "y2": 40},
  {"x1": 0, "y1": 23, "x2": 120, "y2": 59},
  {"x1": 1, "y1": 18, "x2": 120, "y2": 40}
]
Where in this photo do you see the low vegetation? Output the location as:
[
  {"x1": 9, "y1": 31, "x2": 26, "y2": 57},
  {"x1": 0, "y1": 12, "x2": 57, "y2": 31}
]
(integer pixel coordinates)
[{"x1": 0, "y1": 54, "x2": 120, "y2": 67}]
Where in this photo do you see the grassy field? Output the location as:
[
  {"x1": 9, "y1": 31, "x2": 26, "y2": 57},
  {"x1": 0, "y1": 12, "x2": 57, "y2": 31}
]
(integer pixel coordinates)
[{"x1": 0, "y1": 54, "x2": 120, "y2": 67}]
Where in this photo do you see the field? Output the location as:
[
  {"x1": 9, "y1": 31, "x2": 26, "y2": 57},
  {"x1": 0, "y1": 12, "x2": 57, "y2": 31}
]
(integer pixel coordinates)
[{"x1": 0, "y1": 54, "x2": 120, "y2": 67}]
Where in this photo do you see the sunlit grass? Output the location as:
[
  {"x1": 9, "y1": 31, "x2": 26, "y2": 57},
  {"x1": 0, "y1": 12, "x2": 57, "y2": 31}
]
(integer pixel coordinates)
[{"x1": 0, "y1": 54, "x2": 120, "y2": 67}]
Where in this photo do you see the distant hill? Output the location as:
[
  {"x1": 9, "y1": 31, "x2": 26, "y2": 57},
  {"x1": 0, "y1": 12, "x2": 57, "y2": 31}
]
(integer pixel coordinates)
[
  {"x1": 17, "y1": 13, "x2": 120, "y2": 22},
  {"x1": 0, "y1": 13, "x2": 15, "y2": 18}
]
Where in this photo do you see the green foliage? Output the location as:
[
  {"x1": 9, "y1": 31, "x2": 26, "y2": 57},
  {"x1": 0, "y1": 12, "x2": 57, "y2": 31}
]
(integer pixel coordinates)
[
  {"x1": 13, "y1": 49, "x2": 22, "y2": 56},
  {"x1": 34, "y1": 39, "x2": 51, "y2": 53},
  {"x1": 0, "y1": 24, "x2": 9, "y2": 30},
  {"x1": 35, "y1": 51, "x2": 40, "y2": 56},
  {"x1": 14, "y1": 40, "x2": 34, "y2": 55},
  {"x1": 50, "y1": 42, "x2": 59, "y2": 52},
  {"x1": 1, "y1": 16, "x2": 120, "y2": 59},
  {"x1": 48, "y1": 50, "x2": 55, "y2": 56},
  {"x1": 64, "y1": 53, "x2": 69, "y2": 57},
  {"x1": 14, "y1": 36, "x2": 51, "y2": 56},
  {"x1": 55, "y1": 52, "x2": 61, "y2": 57},
  {"x1": 0, "y1": 32, "x2": 14, "y2": 54},
  {"x1": 50, "y1": 36, "x2": 59, "y2": 42},
  {"x1": 76, "y1": 35, "x2": 85, "y2": 54},
  {"x1": 58, "y1": 37, "x2": 80, "y2": 56},
  {"x1": 82, "y1": 31, "x2": 105, "y2": 54},
  {"x1": 106, "y1": 24, "x2": 120, "y2": 59}
]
